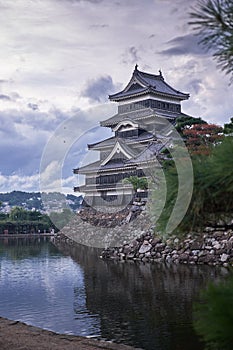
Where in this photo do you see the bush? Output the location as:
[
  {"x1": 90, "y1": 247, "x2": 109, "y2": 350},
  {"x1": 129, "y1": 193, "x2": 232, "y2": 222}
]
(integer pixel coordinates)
[{"x1": 193, "y1": 274, "x2": 233, "y2": 350}]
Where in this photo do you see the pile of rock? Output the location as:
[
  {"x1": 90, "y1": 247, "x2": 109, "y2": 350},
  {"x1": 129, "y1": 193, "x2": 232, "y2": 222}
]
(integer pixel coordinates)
[
  {"x1": 55, "y1": 202, "x2": 151, "y2": 249},
  {"x1": 78, "y1": 202, "x2": 143, "y2": 228},
  {"x1": 101, "y1": 228, "x2": 233, "y2": 267}
]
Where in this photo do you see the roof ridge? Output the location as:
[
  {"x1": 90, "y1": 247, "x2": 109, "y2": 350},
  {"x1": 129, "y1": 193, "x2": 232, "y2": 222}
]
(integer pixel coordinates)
[{"x1": 137, "y1": 69, "x2": 162, "y2": 80}]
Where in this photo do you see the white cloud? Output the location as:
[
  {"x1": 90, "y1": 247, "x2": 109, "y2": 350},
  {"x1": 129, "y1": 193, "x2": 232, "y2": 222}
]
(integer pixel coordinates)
[{"x1": 0, "y1": 173, "x2": 39, "y2": 193}]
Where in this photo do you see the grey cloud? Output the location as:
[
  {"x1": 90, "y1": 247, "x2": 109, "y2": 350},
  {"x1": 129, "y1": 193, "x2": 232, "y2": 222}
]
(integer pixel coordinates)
[
  {"x1": 89, "y1": 24, "x2": 109, "y2": 29},
  {"x1": 0, "y1": 90, "x2": 21, "y2": 101},
  {"x1": 0, "y1": 108, "x2": 67, "y2": 176},
  {"x1": 0, "y1": 122, "x2": 40, "y2": 175},
  {"x1": 0, "y1": 92, "x2": 21, "y2": 102},
  {"x1": 160, "y1": 34, "x2": 207, "y2": 56},
  {"x1": 28, "y1": 103, "x2": 39, "y2": 111},
  {"x1": 10, "y1": 92, "x2": 21, "y2": 100},
  {"x1": 59, "y1": 0, "x2": 103, "y2": 3},
  {"x1": 129, "y1": 46, "x2": 140, "y2": 62},
  {"x1": 1, "y1": 109, "x2": 63, "y2": 134},
  {"x1": 0, "y1": 102, "x2": 114, "y2": 177},
  {"x1": 122, "y1": 46, "x2": 141, "y2": 65},
  {"x1": 81, "y1": 75, "x2": 117, "y2": 102},
  {"x1": 0, "y1": 94, "x2": 11, "y2": 101},
  {"x1": 187, "y1": 79, "x2": 203, "y2": 94},
  {"x1": 0, "y1": 143, "x2": 41, "y2": 175}
]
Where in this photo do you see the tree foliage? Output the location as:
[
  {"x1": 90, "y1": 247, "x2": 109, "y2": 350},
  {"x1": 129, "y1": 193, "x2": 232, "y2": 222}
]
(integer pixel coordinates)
[
  {"x1": 154, "y1": 136, "x2": 233, "y2": 234},
  {"x1": 189, "y1": 0, "x2": 233, "y2": 81},
  {"x1": 9, "y1": 206, "x2": 46, "y2": 222},
  {"x1": 0, "y1": 206, "x2": 54, "y2": 234},
  {"x1": 223, "y1": 116, "x2": 233, "y2": 134},
  {"x1": 183, "y1": 123, "x2": 223, "y2": 155},
  {"x1": 123, "y1": 176, "x2": 148, "y2": 193},
  {"x1": 175, "y1": 115, "x2": 207, "y2": 134}
]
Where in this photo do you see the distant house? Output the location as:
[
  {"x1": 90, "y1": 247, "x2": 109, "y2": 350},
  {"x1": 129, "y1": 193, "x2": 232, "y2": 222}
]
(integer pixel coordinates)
[{"x1": 74, "y1": 65, "x2": 190, "y2": 206}]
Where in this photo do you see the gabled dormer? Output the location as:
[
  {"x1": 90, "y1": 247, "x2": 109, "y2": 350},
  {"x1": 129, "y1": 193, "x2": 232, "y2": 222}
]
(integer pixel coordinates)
[
  {"x1": 100, "y1": 139, "x2": 137, "y2": 166},
  {"x1": 113, "y1": 119, "x2": 139, "y2": 138}
]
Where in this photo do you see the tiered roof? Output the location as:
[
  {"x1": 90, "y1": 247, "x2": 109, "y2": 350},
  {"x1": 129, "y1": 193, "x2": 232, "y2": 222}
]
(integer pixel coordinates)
[
  {"x1": 75, "y1": 137, "x2": 167, "y2": 175},
  {"x1": 74, "y1": 66, "x2": 191, "y2": 189},
  {"x1": 109, "y1": 65, "x2": 189, "y2": 102},
  {"x1": 100, "y1": 108, "x2": 190, "y2": 128},
  {"x1": 100, "y1": 66, "x2": 190, "y2": 128},
  {"x1": 100, "y1": 109, "x2": 155, "y2": 127},
  {"x1": 88, "y1": 132, "x2": 154, "y2": 151}
]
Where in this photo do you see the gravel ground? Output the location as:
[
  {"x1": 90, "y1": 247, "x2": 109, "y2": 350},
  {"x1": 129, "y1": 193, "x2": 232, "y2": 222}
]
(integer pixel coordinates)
[{"x1": 0, "y1": 317, "x2": 141, "y2": 350}]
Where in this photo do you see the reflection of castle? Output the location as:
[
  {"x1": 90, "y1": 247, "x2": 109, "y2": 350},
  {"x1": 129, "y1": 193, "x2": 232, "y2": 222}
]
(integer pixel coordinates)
[
  {"x1": 74, "y1": 65, "x2": 190, "y2": 206},
  {"x1": 55, "y1": 240, "x2": 209, "y2": 350}
]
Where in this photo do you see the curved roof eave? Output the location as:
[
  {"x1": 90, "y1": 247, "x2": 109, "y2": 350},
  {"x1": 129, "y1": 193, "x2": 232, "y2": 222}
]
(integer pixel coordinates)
[{"x1": 109, "y1": 87, "x2": 189, "y2": 102}]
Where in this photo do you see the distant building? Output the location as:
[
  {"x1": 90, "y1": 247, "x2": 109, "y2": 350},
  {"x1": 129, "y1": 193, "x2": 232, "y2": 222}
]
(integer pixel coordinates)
[{"x1": 74, "y1": 65, "x2": 190, "y2": 206}]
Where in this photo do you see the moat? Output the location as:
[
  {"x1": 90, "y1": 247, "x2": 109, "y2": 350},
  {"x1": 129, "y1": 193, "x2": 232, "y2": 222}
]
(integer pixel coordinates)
[{"x1": 0, "y1": 237, "x2": 228, "y2": 350}]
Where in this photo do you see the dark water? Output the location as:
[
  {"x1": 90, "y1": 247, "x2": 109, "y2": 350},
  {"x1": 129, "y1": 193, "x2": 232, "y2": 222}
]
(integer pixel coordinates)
[{"x1": 0, "y1": 238, "x2": 228, "y2": 350}]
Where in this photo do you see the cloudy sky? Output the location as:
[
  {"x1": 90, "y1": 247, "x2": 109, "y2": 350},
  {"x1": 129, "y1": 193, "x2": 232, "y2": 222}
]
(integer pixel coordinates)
[{"x1": 0, "y1": 0, "x2": 232, "y2": 194}]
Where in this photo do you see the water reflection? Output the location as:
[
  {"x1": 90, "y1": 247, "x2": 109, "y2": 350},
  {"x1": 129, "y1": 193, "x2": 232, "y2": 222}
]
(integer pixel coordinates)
[
  {"x1": 0, "y1": 238, "x2": 100, "y2": 336},
  {"x1": 55, "y1": 240, "x2": 228, "y2": 350},
  {"x1": 0, "y1": 238, "x2": 229, "y2": 350}
]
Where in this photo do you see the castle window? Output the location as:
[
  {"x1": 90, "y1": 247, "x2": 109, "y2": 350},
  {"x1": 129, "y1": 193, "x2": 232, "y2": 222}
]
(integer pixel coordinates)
[{"x1": 118, "y1": 99, "x2": 181, "y2": 113}]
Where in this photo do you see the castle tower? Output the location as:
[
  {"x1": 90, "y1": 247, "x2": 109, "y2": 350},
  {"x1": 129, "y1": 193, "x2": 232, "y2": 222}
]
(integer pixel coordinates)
[{"x1": 74, "y1": 66, "x2": 190, "y2": 207}]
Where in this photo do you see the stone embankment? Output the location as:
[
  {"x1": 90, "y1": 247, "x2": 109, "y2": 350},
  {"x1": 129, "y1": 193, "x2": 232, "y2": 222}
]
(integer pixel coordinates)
[
  {"x1": 59, "y1": 203, "x2": 150, "y2": 248},
  {"x1": 58, "y1": 203, "x2": 233, "y2": 267},
  {"x1": 78, "y1": 205, "x2": 142, "y2": 227},
  {"x1": 101, "y1": 228, "x2": 233, "y2": 267}
]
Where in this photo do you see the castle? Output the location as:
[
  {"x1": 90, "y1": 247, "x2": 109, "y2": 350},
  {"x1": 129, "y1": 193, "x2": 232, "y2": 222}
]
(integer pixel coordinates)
[{"x1": 74, "y1": 65, "x2": 190, "y2": 207}]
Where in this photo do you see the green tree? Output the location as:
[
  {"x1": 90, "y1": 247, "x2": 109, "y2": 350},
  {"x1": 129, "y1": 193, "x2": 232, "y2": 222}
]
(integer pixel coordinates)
[
  {"x1": 190, "y1": 0, "x2": 233, "y2": 81},
  {"x1": 9, "y1": 206, "x2": 29, "y2": 221},
  {"x1": 223, "y1": 116, "x2": 233, "y2": 134},
  {"x1": 0, "y1": 212, "x2": 7, "y2": 220},
  {"x1": 155, "y1": 136, "x2": 233, "y2": 234},
  {"x1": 28, "y1": 210, "x2": 43, "y2": 221},
  {"x1": 175, "y1": 115, "x2": 207, "y2": 134}
]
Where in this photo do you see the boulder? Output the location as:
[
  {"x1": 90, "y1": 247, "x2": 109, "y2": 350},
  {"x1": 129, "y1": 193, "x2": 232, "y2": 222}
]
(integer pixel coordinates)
[
  {"x1": 139, "y1": 241, "x2": 152, "y2": 254},
  {"x1": 179, "y1": 253, "x2": 189, "y2": 263},
  {"x1": 220, "y1": 253, "x2": 229, "y2": 262}
]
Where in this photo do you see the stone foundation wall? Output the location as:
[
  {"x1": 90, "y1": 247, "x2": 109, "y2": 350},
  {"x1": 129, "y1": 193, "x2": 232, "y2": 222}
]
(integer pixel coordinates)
[
  {"x1": 59, "y1": 204, "x2": 152, "y2": 248},
  {"x1": 57, "y1": 204, "x2": 233, "y2": 267},
  {"x1": 101, "y1": 228, "x2": 233, "y2": 267}
]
